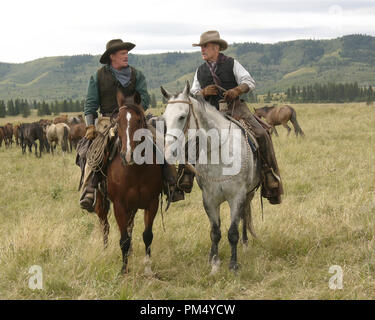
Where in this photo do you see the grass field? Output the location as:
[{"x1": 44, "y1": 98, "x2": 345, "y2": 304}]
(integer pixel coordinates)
[{"x1": 0, "y1": 102, "x2": 374, "y2": 300}]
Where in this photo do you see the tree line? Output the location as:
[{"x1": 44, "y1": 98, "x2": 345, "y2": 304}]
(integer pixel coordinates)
[
  {"x1": 0, "y1": 99, "x2": 85, "y2": 118},
  {"x1": 284, "y1": 82, "x2": 374, "y2": 103}
]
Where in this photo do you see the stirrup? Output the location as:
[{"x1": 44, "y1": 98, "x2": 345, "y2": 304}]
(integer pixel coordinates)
[
  {"x1": 166, "y1": 184, "x2": 184, "y2": 202},
  {"x1": 177, "y1": 169, "x2": 193, "y2": 193}
]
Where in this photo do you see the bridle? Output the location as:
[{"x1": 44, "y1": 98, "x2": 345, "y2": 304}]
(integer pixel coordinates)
[
  {"x1": 116, "y1": 104, "x2": 148, "y2": 151},
  {"x1": 165, "y1": 98, "x2": 199, "y2": 142}
]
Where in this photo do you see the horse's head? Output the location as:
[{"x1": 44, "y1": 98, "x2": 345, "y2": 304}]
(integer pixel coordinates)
[
  {"x1": 161, "y1": 82, "x2": 197, "y2": 158},
  {"x1": 254, "y1": 107, "x2": 267, "y2": 118},
  {"x1": 116, "y1": 90, "x2": 146, "y2": 166}
]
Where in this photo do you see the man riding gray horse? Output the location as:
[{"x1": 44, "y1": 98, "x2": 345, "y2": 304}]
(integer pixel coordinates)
[
  {"x1": 79, "y1": 39, "x2": 184, "y2": 212},
  {"x1": 183, "y1": 30, "x2": 283, "y2": 204}
]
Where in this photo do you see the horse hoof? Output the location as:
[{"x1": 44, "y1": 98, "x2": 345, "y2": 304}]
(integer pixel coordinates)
[
  {"x1": 229, "y1": 262, "x2": 239, "y2": 272},
  {"x1": 209, "y1": 257, "x2": 221, "y2": 275},
  {"x1": 120, "y1": 266, "x2": 130, "y2": 275},
  {"x1": 242, "y1": 241, "x2": 249, "y2": 252}
]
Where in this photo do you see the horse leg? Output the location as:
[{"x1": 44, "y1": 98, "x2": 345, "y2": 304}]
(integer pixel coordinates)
[
  {"x1": 228, "y1": 194, "x2": 247, "y2": 272},
  {"x1": 113, "y1": 200, "x2": 135, "y2": 274},
  {"x1": 38, "y1": 141, "x2": 42, "y2": 157},
  {"x1": 94, "y1": 191, "x2": 110, "y2": 248},
  {"x1": 203, "y1": 194, "x2": 221, "y2": 275},
  {"x1": 272, "y1": 126, "x2": 279, "y2": 137},
  {"x1": 33, "y1": 141, "x2": 38, "y2": 157},
  {"x1": 143, "y1": 197, "x2": 159, "y2": 276},
  {"x1": 283, "y1": 123, "x2": 292, "y2": 136}
]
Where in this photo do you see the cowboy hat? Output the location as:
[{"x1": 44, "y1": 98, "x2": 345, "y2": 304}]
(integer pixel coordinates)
[
  {"x1": 100, "y1": 39, "x2": 136, "y2": 64},
  {"x1": 192, "y1": 30, "x2": 228, "y2": 51}
]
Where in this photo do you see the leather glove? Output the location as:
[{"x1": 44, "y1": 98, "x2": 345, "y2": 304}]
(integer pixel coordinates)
[
  {"x1": 200, "y1": 85, "x2": 219, "y2": 97},
  {"x1": 85, "y1": 125, "x2": 97, "y2": 140},
  {"x1": 223, "y1": 86, "x2": 243, "y2": 102}
]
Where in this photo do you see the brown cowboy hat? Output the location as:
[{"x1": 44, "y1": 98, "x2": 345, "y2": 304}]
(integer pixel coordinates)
[
  {"x1": 100, "y1": 39, "x2": 136, "y2": 64},
  {"x1": 192, "y1": 30, "x2": 228, "y2": 51}
]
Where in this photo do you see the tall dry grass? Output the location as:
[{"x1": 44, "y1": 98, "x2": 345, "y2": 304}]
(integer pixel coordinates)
[{"x1": 0, "y1": 103, "x2": 374, "y2": 299}]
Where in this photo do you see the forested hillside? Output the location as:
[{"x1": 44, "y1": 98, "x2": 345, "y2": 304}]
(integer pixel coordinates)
[{"x1": 1, "y1": 34, "x2": 374, "y2": 101}]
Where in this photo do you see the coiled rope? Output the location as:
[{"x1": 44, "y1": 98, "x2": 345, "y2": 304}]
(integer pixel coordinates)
[{"x1": 86, "y1": 125, "x2": 114, "y2": 177}]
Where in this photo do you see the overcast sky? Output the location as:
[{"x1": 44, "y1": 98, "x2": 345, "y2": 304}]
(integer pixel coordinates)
[{"x1": 1, "y1": 0, "x2": 374, "y2": 63}]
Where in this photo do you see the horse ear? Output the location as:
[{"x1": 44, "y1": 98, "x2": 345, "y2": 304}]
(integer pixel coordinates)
[
  {"x1": 182, "y1": 81, "x2": 190, "y2": 97},
  {"x1": 134, "y1": 91, "x2": 142, "y2": 105},
  {"x1": 117, "y1": 89, "x2": 126, "y2": 107},
  {"x1": 160, "y1": 86, "x2": 171, "y2": 99}
]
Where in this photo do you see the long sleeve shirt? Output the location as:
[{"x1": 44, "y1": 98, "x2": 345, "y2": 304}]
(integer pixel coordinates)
[
  {"x1": 191, "y1": 59, "x2": 256, "y2": 94},
  {"x1": 84, "y1": 68, "x2": 150, "y2": 116}
]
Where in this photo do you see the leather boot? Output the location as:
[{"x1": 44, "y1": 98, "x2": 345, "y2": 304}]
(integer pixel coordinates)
[
  {"x1": 79, "y1": 186, "x2": 96, "y2": 213},
  {"x1": 261, "y1": 166, "x2": 282, "y2": 205},
  {"x1": 177, "y1": 164, "x2": 195, "y2": 193},
  {"x1": 162, "y1": 164, "x2": 185, "y2": 202}
]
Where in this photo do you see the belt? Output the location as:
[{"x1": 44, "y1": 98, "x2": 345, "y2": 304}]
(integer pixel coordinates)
[{"x1": 101, "y1": 112, "x2": 118, "y2": 117}]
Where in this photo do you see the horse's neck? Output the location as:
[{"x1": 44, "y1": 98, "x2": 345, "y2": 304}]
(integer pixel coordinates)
[{"x1": 192, "y1": 100, "x2": 231, "y2": 133}]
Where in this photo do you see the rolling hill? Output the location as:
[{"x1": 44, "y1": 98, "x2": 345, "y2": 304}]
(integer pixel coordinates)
[{"x1": 1, "y1": 34, "x2": 375, "y2": 102}]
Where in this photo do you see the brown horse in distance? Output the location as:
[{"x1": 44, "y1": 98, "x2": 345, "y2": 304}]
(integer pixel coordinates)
[
  {"x1": 94, "y1": 91, "x2": 163, "y2": 274},
  {"x1": 0, "y1": 127, "x2": 4, "y2": 147},
  {"x1": 13, "y1": 124, "x2": 20, "y2": 146},
  {"x1": 53, "y1": 114, "x2": 68, "y2": 124},
  {"x1": 68, "y1": 122, "x2": 86, "y2": 151},
  {"x1": 254, "y1": 105, "x2": 305, "y2": 137},
  {"x1": 0, "y1": 123, "x2": 14, "y2": 148}
]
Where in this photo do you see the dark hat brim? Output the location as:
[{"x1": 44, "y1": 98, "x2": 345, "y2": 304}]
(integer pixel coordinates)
[{"x1": 100, "y1": 42, "x2": 136, "y2": 64}]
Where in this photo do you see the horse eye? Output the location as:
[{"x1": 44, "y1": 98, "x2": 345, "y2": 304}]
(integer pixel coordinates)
[{"x1": 178, "y1": 115, "x2": 186, "y2": 122}]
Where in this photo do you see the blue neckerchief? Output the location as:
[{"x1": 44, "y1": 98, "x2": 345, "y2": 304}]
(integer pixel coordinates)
[{"x1": 109, "y1": 65, "x2": 132, "y2": 88}]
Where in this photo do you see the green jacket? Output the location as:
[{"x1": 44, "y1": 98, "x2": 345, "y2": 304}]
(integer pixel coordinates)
[{"x1": 84, "y1": 67, "x2": 150, "y2": 116}]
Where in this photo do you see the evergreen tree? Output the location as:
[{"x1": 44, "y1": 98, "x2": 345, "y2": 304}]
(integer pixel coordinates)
[
  {"x1": 14, "y1": 99, "x2": 20, "y2": 115},
  {"x1": 150, "y1": 93, "x2": 157, "y2": 108},
  {"x1": 21, "y1": 101, "x2": 31, "y2": 118},
  {"x1": 265, "y1": 91, "x2": 272, "y2": 103},
  {"x1": 0, "y1": 101, "x2": 6, "y2": 118},
  {"x1": 7, "y1": 100, "x2": 15, "y2": 116}
]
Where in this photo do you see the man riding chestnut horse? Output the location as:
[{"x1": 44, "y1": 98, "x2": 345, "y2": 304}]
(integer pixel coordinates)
[
  {"x1": 187, "y1": 30, "x2": 283, "y2": 204},
  {"x1": 79, "y1": 39, "x2": 185, "y2": 212}
]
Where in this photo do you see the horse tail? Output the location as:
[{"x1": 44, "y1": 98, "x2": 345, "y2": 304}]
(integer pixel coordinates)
[
  {"x1": 244, "y1": 199, "x2": 257, "y2": 239},
  {"x1": 290, "y1": 107, "x2": 305, "y2": 137},
  {"x1": 63, "y1": 126, "x2": 69, "y2": 151}
]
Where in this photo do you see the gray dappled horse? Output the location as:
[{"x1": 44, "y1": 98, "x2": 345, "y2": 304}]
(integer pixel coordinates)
[{"x1": 161, "y1": 83, "x2": 261, "y2": 273}]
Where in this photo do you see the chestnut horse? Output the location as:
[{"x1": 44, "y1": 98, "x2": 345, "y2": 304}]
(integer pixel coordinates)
[
  {"x1": 254, "y1": 105, "x2": 305, "y2": 137},
  {"x1": 94, "y1": 91, "x2": 163, "y2": 274}
]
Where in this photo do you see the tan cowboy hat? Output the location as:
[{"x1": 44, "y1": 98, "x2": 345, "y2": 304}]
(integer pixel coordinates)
[
  {"x1": 100, "y1": 39, "x2": 136, "y2": 64},
  {"x1": 192, "y1": 30, "x2": 228, "y2": 51}
]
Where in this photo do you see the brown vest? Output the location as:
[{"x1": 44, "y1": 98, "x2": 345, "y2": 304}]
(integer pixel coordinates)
[{"x1": 97, "y1": 66, "x2": 137, "y2": 114}]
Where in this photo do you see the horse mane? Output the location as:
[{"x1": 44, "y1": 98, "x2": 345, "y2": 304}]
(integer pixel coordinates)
[
  {"x1": 261, "y1": 106, "x2": 276, "y2": 112},
  {"x1": 190, "y1": 93, "x2": 224, "y2": 115}
]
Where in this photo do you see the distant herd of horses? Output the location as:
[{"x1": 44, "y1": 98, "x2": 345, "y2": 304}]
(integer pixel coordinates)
[
  {"x1": 0, "y1": 114, "x2": 86, "y2": 156},
  {"x1": 0, "y1": 104, "x2": 304, "y2": 157}
]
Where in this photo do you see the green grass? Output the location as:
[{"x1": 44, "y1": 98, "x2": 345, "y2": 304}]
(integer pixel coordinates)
[{"x1": 0, "y1": 102, "x2": 374, "y2": 299}]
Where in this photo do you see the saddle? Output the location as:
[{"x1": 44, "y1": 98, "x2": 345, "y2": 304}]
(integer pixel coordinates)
[{"x1": 224, "y1": 114, "x2": 259, "y2": 156}]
